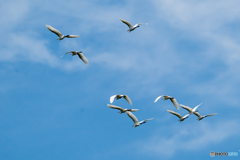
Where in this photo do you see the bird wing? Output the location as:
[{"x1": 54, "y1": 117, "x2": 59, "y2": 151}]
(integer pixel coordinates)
[
  {"x1": 140, "y1": 118, "x2": 154, "y2": 123},
  {"x1": 77, "y1": 52, "x2": 89, "y2": 65},
  {"x1": 167, "y1": 110, "x2": 182, "y2": 118},
  {"x1": 110, "y1": 95, "x2": 117, "y2": 103},
  {"x1": 65, "y1": 35, "x2": 80, "y2": 38},
  {"x1": 107, "y1": 104, "x2": 125, "y2": 111},
  {"x1": 154, "y1": 95, "x2": 163, "y2": 103},
  {"x1": 126, "y1": 111, "x2": 139, "y2": 123},
  {"x1": 204, "y1": 113, "x2": 217, "y2": 118},
  {"x1": 192, "y1": 103, "x2": 202, "y2": 112},
  {"x1": 170, "y1": 98, "x2": 179, "y2": 110},
  {"x1": 180, "y1": 104, "x2": 192, "y2": 112},
  {"x1": 182, "y1": 114, "x2": 189, "y2": 119},
  {"x1": 120, "y1": 19, "x2": 133, "y2": 28},
  {"x1": 130, "y1": 109, "x2": 139, "y2": 112},
  {"x1": 46, "y1": 25, "x2": 63, "y2": 37},
  {"x1": 163, "y1": 95, "x2": 172, "y2": 100},
  {"x1": 61, "y1": 51, "x2": 73, "y2": 57},
  {"x1": 193, "y1": 111, "x2": 202, "y2": 118},
  {"x1": 123, "y1": 95, "x2": 132, "y2": 105},
  {"x1": 137, "y1": 23, "x2": 148, "y2": 25}
]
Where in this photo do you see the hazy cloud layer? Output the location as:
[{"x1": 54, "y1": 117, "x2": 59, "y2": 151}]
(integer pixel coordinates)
[{"x1": 1, "y1": 1, "x2": 240, "y2": 159}]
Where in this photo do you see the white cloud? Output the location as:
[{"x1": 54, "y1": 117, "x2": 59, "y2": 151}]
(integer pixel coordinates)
[
  {"x1": 0, "y1": 0, "x2": 135, "y2": 70},
  {"x1": 0, "y1": 32, "x2": 88, "y2": 71},
  {"x1": 1, "y1": 1, "x2": 240, "y2": 159},
  {"x1": 1, "y1": 0, "x2": 240, "y2": 105},
  {"x1": 0, "y1": 0, "x2": 30, "y2": 31},
  {"x1": 151, "y1": 0, "x2": 240, "y2": 31},
  {"x1": 134, "y1": 120, "x2": 239, "y2": 156}
]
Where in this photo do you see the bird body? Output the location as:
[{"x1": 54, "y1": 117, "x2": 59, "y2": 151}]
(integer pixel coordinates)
[
  {"x1": 120, "y1": 19, "x2": 147, "y2": 33},
  {"x1": 180, "y1": 103, "x2": 202, "y2": 115},
  {"x1": 193, "y1": 112, "x2": 217, "y2": 121},
  {"x1": 154, "y1": 95, "x2": 179, "y2": 110},
  {"x1": 167, "y1": 110, "x2": 189, "y2": 122},
  {"x1": 126, "y1": 111, "x2": 153, "y2": 128},
  {"x1": 110, "y1": 95, "x2": 132, "y2": 105},
  {"x1": 61, "y1": 51, "x2": 89, "y2": 65},
  {"x1": 107, "y1": 104, "x2": 139, "y2": 114},
  {"x1": 46, "y1": 25, "x2": 79, "y2": 41}
]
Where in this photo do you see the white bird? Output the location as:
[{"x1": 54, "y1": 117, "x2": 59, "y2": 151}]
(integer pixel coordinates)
[
  {"x1": 126, "y1": 111, "x2": 153, "y2": 128},
  {"x1": 46, "y1": 25, "x2": 79, "y2": 41},
  {"x1": 167, "y1": 110, "x2": 189, "y2": 122},
  {"x1": 110, "y1": 95, "x2": 132, "y2": 105},
  {"x1": 193, "y1": 112, "x2": 217, "y2": 121},
  {"x1": 61, "y1": 51, "x2": 89, "y2": 65},
  {"x1": 107, "y1": 104, "x2": 139, "y2": 114},
  {"x1": 120, "y1": 19, "x2": 148, "y2": 33},
  {"x1": 180, "y1": 103, "x2": 202, "y2": 115},
  {"x1": 154, "y1": 95, "x2": 179, "y2": 110}
]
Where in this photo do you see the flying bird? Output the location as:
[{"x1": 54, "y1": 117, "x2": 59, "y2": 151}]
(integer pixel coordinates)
[
  {"x1": 180, "y1": 103, "x2": 202, "y2": 115},
  {"x1": 154, "y1": 95, "x2": 179, "y2": 110},
  {"x1": 110, "y1": 95, "x2": 132, "y2": 105},
  {"x1": 107, "y1": 104, "x2": 139, "y2": 114},
  {"x1": 46, "y1": 25, "x2": 79, "y2": 41},
  {"x1": 126, "y1": 111, "x2": 153, "y2": 128},
  {"x1": 193, "y1": 112, "x2": 217, "y2": 121},
  {"x1": 120, "y1": 19, "x2": 148, "y2": 33},
  {"x1": 61, "y1": 51, "x2": 89, "y2": 65},
  {"x1": 167, "y1": 110, "x2": 189, "y2": 122}
]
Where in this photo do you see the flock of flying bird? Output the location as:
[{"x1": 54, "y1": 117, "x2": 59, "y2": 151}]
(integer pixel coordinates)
[
  {"x1": 46, "y1": 18, "x2": 217, "y2": 128},
  {"x1": 108, "y1": 94, "x2": 217, "y2": 128},
  {"x1": 46, "y1": 18, "x2": 147, "y2": 65}
]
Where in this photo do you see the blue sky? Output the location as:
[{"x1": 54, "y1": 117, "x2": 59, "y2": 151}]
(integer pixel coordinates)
[{"x1": 0, "y1": 0, "x2": 240, "y2": 159}]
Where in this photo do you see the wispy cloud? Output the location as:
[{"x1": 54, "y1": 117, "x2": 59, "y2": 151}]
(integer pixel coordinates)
[
  {"x1": 1, "y1": 0, "x2": 240, "y2": 104},
  {"x1": 134, "y1": 120, "x2": 239, "y2": 156},
  {"x1": 0, "y1": 32, "x2": 89, "y2": 71}
]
